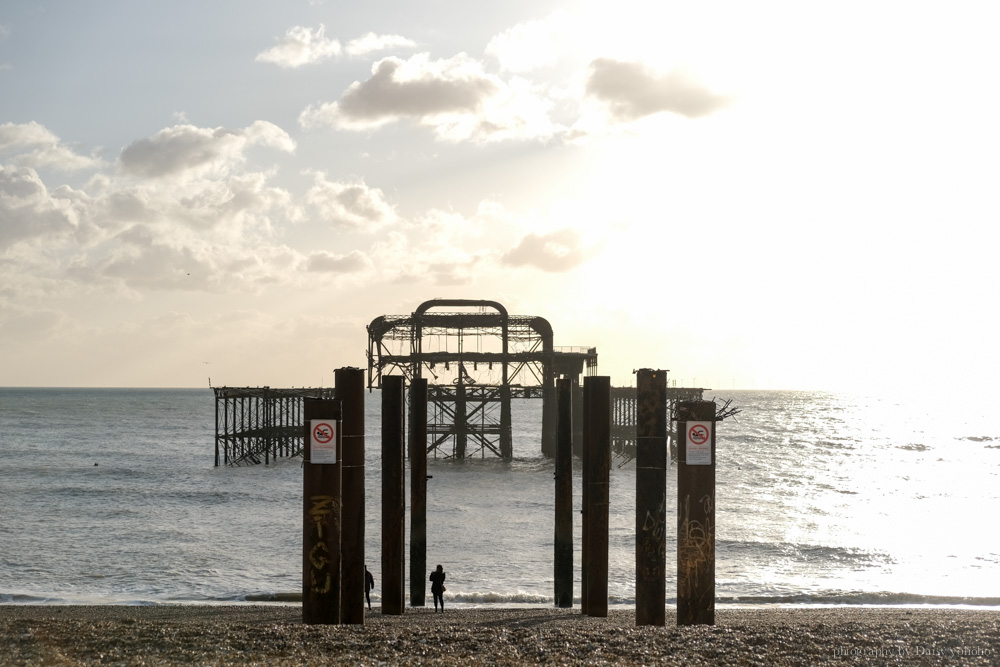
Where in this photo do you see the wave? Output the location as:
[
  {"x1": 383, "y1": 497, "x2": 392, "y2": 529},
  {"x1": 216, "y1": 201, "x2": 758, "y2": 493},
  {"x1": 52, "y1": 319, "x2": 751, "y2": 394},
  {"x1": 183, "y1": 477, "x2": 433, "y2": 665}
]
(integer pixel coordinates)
[
  {"x1": 717, "y1": 592, "x2": 1000, "y2": 608},
  {"x1": 7, "y1": 589, "x2": 1000, "y2": 609}
]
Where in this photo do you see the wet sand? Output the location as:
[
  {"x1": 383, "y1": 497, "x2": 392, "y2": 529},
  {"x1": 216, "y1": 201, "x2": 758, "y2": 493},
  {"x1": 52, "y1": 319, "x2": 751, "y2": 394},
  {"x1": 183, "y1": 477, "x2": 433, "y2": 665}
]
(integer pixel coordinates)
[{"x1": 2, "y1": 605, "x2": 998, "y2": 665}]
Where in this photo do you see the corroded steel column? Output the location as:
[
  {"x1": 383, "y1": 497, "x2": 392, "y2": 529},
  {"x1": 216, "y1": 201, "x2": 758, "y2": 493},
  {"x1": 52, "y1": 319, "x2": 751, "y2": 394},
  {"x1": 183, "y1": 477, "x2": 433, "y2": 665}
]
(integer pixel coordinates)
[
  {"x1": 455, "y1": 381, "x2": 467, "y2": 459},
  {"x1": 676, "y1": 400, "x2": 716, "y2": 626},
  {"x1": 409, "y1": 378, "x2": 428, "y2": 607},
  {"x1": 580, "y1": 379, "x2": 591, "y2": 615},
  {"x1": 635, "y1": 369, "x2": 668, "y2": 626},
  {"x1": 554, "y1": 377, "x2": 573, "y2": 608},
  {"x1": 303, "y1": 397, "x2": 342, "y2": 625},
  {"x1": 382, "y1": 375, "x2": 406, "y2": 614},
  {"x1": 584, "y1": 376, "x2": 610, "y2": 617},
  {"x1": 336, "y1": 368, "x2": 366, "y2": 625}
]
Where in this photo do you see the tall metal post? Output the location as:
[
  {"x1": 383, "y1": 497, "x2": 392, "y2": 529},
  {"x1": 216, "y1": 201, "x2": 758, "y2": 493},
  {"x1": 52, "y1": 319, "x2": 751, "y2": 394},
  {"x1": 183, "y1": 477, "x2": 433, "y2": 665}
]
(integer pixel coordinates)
[
  {"x1": 580, "y1": 380, "x2": 591, "y2": 615},
  {"x1": 302, "y1": 397, "x2": 342, "y2": 625},
  {"x1": 381, "y1": 375, "x2": 406, "y2": 614},
  {"x1": 554, "y1": 377, "x2": 574, "y2": 608},
  {"x1": 336, "y1": 368, "x2": 366, "y2": 625},
  {"x1": 584, "y1": 376, "x2": 610, "y2": 617},
  {"x1": 676, "y1": 400, "x2": 717, "y2": 625},
  {"x1": 500, "y1": 383, "x2": 512, "y2": 459},
  {"x1": 409, "y1": 378, "x2": 428, "y2": 607},
  {"x1": 635, "y1": 369, "x2": 668, "y2": 626}
]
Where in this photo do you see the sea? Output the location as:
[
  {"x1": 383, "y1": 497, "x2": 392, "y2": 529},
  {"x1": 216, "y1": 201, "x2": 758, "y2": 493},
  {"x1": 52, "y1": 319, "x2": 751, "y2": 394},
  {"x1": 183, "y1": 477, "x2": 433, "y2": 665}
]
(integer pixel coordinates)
[{"x1": 2, "y1": 387, "x2": 998, "y2": 609}]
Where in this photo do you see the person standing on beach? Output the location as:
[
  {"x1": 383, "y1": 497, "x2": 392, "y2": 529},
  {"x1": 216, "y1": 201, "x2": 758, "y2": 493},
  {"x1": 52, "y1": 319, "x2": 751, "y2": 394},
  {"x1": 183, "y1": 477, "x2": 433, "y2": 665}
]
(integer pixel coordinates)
[
  {"x1": 429, "y1": 564, "x2": 446, "y2": 612},
  {"x1": 365, "y1": 566, "x2": 375, "y2": 610}
]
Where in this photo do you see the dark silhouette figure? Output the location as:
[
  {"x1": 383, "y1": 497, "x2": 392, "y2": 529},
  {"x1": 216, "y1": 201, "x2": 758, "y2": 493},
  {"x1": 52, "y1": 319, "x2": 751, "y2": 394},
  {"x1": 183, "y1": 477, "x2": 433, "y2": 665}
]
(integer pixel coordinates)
[
  {"x1": 429, "y1": 564, "x2": 446, "y2": 612},
  {"x1": 365, "y1": 566, "x2": 375, "y2": 610}
]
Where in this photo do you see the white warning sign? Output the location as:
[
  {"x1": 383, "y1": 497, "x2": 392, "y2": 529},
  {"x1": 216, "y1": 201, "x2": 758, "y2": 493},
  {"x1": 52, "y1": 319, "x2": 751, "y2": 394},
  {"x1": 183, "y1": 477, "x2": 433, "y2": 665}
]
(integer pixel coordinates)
[
  {"x1": 310, "y1": 419, "x2": 338, "y2": 464},
  {"x1": 685, "y1": 421, "x2": 712, "y2": 466}
]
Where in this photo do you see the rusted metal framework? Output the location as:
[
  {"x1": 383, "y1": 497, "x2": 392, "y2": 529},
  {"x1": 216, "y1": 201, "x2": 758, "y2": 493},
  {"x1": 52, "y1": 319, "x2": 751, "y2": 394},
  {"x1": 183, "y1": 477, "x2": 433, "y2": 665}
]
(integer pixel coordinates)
[
  {"x1": 610, "y1": 384, "x2": 707, "y2": 466},
  {"x1": 213, "y1": 387, "x2": 334, "y2": 466},
  {"x1": 367, "y1": 299, "x2": 598, "y2": 459}
]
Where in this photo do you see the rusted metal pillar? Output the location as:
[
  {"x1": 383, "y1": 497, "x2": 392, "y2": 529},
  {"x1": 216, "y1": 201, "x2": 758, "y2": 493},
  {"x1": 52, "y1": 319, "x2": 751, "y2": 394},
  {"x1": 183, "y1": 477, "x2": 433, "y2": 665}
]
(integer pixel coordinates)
[
  {"x1": 636, "y1": 369, "x2": 668, "y2": 626},
  {"x1": 554, "y1": 377, "x2": 573, "y2": 608},
  {"x1": 409, "y1": 378, "x2": 428, "y2": 607},
  {"x1": 676, "y1": 400, "x2": 717, "y2": 626},
  {"x1": 580, "y1": 380, "x2": 591, "y2": 615},
  {"x1": 500, "y1": 383, "x2": 512, "y2": 459},
  {"x1": 584, "y1": 376, "x2": 610, "y2": 617},
  {"x1": 336, "y1": 368, "x2": 366, "y2": 625},
  {"x1": 302, "y1": 397, "x2": 342, "y2": 625},
  {"x1": 455, "y1": 381, "x2": 467, "y2": 459},
  {"x1": 572, "y1": 381, "x2": 584, "y2": 458},
  {"x1": 382, "y1": 375, "x2": 406, "y2": 615},
  {"x1": 542, "y1": 375, "x2": 557, "y2": 458}
]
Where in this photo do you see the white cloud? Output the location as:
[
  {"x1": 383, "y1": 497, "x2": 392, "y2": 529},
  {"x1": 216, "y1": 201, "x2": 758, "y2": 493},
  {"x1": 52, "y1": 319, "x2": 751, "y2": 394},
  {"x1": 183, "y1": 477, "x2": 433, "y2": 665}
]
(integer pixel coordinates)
[
  {"x1": 0, "y1": 165, "x2": 83, "y2": 249},
  {"x1": 486, "y1": 13, "x2": 566, "y2": 72},
  {"x1": 585, "y1": 59, "x2": 729, "y2": 121},
  {"x1": 305, "y1": 249, "x2": 372, "y2": 273},
  {"x1": 256, "y1": 24, "x2": 341, "y2": 68},
  {"x1": 299, "y1": 53, "x2": 556, "y2": 142},
  {"x1": 1, "y1": 120, "x2": 304, "y2": 295},
  {"x1": 501, "y1": 228, "x2": 590, "y2": 272},
  {"x1": 0, "y1": 121, "x2": 101, "y2": 171},
  {"x1": 306, "y1": 173, "x2": 398, "y2": 231},
  {"x1": 117, "y1": 121, "x2": 294, "y2": 181},
  {"x1": 345, "y1": 32, "x2": 417, "y2": 57}
]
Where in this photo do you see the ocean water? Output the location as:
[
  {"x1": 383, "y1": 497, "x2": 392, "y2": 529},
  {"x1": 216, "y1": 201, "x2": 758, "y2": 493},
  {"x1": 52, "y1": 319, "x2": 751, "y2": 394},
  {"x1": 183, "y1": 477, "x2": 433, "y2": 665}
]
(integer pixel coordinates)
[{"x1": 1, "y1": 387, "x2": 998, "y2": 608}]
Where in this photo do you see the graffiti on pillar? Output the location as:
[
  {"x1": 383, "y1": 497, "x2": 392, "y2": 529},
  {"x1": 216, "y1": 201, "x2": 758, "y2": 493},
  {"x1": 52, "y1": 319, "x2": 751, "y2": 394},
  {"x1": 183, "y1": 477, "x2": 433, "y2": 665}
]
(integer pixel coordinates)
[
  {"x1": 678, "y1": 493, "x2": 715, "y2": 607},
  {"x1": 640, "y1": 497, "x2": 667, "y2": 579},
  {"x1": 308, "y1": 494, "x2": 339, "y2": 594}
]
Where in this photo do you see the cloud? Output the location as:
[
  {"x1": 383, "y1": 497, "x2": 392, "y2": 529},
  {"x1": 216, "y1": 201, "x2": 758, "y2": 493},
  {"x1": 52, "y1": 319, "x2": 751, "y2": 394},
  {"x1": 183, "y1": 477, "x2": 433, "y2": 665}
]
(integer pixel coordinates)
[
  {"x1": 64, "y1": 221, "x2": 305, "y2": 293},
  {"x1": 486, "y1": 13, "x2": 566, "y2": 72},
  {"x1": 0, "y1": 165, "x2": 82, "y2": 249},
  {"x1": 306, "y1": 173, "x2": 398, "y2": 231},
  {"x1": 0, "y1": 119, "x2": 307, "y2": 296},
  {"x1": 305, "y1": 249, "x2": 372, "y2": 273},
  {"x1": 345, "y1": 32, "x2": 417, "y2": 57},
  {"x1": 300, "y1": 53, "x2": 556, "y2": 142},
  {"x1": 256, "y1": 24, "x2": 341, "y2": 68},
  {"x1": 586, "y1": 59, "x2": 729, "y2": 121},
  {"x1": 117, "y1": 121, "x2": 295, "y2": 180},
  {"x1": 0, "y1": 121, "x2": 101, "y2": 171},
  {"x1": 501, "y1": 228, "x2": 589, "y2": 272}
]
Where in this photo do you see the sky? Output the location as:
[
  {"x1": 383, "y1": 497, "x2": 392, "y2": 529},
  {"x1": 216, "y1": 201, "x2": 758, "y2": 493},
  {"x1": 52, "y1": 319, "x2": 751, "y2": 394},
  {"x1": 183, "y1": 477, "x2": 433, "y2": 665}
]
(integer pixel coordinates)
[{"x1": 1, "y1": 0, "x2": 999, "y2": 392}]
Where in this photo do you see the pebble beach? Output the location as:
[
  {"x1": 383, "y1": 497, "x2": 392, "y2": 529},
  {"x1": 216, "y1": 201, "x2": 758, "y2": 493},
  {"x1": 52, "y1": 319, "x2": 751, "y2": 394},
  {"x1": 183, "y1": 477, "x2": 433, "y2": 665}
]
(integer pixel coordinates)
[{"x1": 3, "y1": 606, "x2": 999, "y2": 665}]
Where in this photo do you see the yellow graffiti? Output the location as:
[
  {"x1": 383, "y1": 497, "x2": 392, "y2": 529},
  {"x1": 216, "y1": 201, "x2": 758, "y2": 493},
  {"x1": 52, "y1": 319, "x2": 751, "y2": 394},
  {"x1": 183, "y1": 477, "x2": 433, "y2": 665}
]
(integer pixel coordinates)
[
  {"x1": 309, "y1": 494, "x2": 335, "y2": 539},
  {"x1": 309, "y1": 541, "x2": 330, "y2": 570},
  {"x1": 311, "y1": 569, "x2": 331, "y2": 594}
]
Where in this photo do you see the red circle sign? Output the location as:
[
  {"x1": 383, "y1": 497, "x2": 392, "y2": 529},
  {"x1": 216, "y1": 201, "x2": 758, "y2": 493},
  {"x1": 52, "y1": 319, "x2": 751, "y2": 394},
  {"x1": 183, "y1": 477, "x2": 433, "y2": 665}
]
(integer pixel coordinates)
[
  {"x1": 312, "y1": 422, "x2": 334, "y2": 444},
  {"x1": 688, "y1": 424, "x2": 710, "y2": 446}
]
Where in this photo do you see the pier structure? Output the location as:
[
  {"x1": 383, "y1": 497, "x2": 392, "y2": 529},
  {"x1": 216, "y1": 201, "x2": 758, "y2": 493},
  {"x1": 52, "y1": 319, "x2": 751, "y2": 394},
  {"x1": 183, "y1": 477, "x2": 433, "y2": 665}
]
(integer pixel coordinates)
[
  {"x1": 611, "y1": 384, "x2": 707, "y2": 465},
  {"x1": 213, "y1": 386, "x2": 334, "y2": 466},
  {"x1": 367, "y1": 299, "x2": 598, "y2": 459}
]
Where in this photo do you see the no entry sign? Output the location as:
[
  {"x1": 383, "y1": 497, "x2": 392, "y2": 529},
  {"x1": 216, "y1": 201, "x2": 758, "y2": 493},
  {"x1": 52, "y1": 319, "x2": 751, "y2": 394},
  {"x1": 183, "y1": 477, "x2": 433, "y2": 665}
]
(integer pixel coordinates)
[
  {"x1": 310, "y1": 419, "x2": 338, "y2": 464},
  {"x1": 685, "y1": 421, "x2": 713, "y2": 465}
]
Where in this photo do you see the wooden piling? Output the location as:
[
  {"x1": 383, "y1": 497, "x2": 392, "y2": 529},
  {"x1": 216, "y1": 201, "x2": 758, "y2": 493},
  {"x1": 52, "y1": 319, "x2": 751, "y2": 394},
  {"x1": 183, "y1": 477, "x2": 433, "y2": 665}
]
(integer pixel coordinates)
[
  {"x1": 336, "y1": 368, "x2": 366, "y2": 625},
  {"x1": 302, "y1": 397, "x2": 342, "y2": 625},
  {"x1": 381, "y1": 375, "x2": 406, "y2": 615},
  {"x1": 554, "y1": 378, "x2": 574, "y2": 608},
  {"x1": 409, "y1": 378, "x2": 428, "y2": 607},
  {"x1": 676, "y1": 400, "x2": 717, "y2": 626},
  {"x1": 635, "y1": 369, "x2": 668, "y2": 626},
  {"x1": 584, "y1": 376, "x2": 611, "y2": 617}
]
